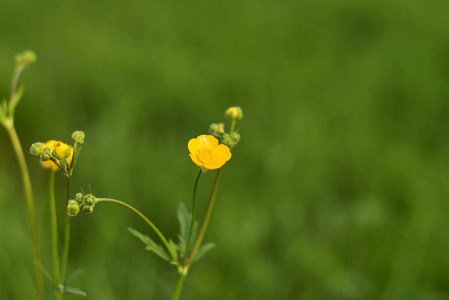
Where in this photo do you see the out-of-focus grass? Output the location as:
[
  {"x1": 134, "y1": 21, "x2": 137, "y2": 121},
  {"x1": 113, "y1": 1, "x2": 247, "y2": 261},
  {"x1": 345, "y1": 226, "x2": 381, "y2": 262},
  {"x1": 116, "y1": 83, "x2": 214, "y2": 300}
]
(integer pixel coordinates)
[{"x1": 1, "y1": 0, "x2": 449, "y2": 299}]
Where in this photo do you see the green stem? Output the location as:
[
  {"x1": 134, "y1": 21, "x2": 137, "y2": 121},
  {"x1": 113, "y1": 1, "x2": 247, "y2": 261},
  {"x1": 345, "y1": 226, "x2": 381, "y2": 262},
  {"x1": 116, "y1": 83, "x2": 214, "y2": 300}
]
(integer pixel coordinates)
[
  {"x1": 230, "y1": 120, "x2": 236, "y2": 133},
  {"x1": 9, "y1": 66, "x2": 22, "y2": 100},
  {"x1": 5, "y1": 125, "x2": 45, "y2": 300},
  {"x1": 184, "y1": 168, "x2": 223, "y2": 269},
  {"x1": 185, "y1": 169, "x2": 202, "y2": 259},
  {"x1": 97, "y1": 198, "x2": 178, "y2": 264},
  {"x1": 49, "y1": 170, "x2": 61, "y2": 297},
  {"x1": 61, "y1": 215, "x2": 70, "y2": 284},
  {"x1": 61, "y1": 176, "x2": 72, "y2": 284},
  {"x1": 170, "y1": 272, "x2": 186, "y2": 300}
]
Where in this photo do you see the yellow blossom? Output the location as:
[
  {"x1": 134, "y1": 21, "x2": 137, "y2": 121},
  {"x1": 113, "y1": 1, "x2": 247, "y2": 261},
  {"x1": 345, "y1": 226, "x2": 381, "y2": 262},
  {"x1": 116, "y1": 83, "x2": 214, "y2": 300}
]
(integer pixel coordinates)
[
  {"x1": 188, "y1": 135, "x2": 231, "y2": 170},
  {"x1": 41, "y1": 140, "x2": 73, "y2": 171}
]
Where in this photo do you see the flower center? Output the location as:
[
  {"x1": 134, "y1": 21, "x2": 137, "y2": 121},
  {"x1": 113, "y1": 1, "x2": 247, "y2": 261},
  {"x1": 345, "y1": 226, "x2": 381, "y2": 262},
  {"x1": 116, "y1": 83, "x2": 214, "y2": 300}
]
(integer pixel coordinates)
[{"x1": 196, "y1": 148, "x2": 214, "y2": 163}]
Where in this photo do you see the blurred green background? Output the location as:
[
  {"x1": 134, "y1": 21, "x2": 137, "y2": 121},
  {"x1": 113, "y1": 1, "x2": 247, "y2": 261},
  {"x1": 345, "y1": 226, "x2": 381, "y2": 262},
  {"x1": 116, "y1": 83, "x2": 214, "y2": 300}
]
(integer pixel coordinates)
[{"x1": 1, "y1": 0, "x2": 449, "y2": 299}]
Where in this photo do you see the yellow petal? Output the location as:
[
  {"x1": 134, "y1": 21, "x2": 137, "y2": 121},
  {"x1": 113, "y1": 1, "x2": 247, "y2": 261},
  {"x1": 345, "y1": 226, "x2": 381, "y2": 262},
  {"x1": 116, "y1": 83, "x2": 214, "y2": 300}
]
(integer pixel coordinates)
[
  {"x1": 214, "y1": 144, "x2": 232, "y2": 162},
  {"x1": 189, "y1": 153, "x2": 205, "y2": 168},
  {"x1": 188, "y1": 138, "x2": 201, "y2": 155}
]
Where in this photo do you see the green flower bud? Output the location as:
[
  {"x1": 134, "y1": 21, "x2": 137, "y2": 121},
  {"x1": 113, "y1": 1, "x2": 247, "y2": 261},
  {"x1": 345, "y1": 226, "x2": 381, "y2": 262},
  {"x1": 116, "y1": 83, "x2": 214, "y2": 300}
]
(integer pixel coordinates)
[
  {"x1": 40, "y1": 147, "x2": 52, "y2": 161},
  {"x1": 230, "y1": 132, "x2": 240, "y2": 145},
  {"x1": 15, "y1": 50, "x2": 37, "y2": 69},
  {"x1": 225, "y1": 106, "x2": 243, "y2": 120},
  {"x1": 67, "y1": 200, "x2": 80, "y2": 217},
  {"x1": 209, "y1": 123, "x2": 225, "y2": 136},
  {"x1": 222, "y1": 133, "x2": 235, "y2": 148},
  {"x1": 75, "y1": 193, "x2": 84, "y2": 204},
  {"x1": 83, "y1": 194, "x2": 96, "y2": 206},
  {"x1": 83, "y1": 205, "x2": 94, "y2": 214},
  {"x1": 30, "y1": 142, "x2": 44, "y2": 156},
  {"x1": 72, "y1": 130, "x2": 85, "y2": 144}
]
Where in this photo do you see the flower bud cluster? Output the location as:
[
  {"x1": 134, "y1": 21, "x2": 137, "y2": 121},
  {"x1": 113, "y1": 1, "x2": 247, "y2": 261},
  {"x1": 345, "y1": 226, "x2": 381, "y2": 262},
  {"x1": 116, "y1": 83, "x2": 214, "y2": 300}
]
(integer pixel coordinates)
[
  {"x1": 29, "y1": 130, "x2": 85, "y2": 175},
  {"x1": 15, "y1": 50, "x2": 37, "y2": 69},
  {"x1": 67, "y1": 192, "x2": 97, "y2": 216},
  {"x1": 207, "y1": 106, "x2": 243, "y2": 150}
]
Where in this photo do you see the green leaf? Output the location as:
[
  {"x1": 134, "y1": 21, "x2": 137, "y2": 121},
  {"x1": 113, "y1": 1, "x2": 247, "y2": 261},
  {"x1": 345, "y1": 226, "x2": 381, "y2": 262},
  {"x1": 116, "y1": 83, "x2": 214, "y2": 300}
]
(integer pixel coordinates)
[
  {"x1": 193, "y1": 243, "x2": 216, "y2": 262},
  {"x1": 8, "y1": 84, "x2": 24, "y2": 118},
  {"x1": 65, "y1": 269, "x2": 84, "y2": 284},
  {"x1": 169, "y1": 239, "x2": 178, "y2": 261},
  {"x1": 63, "y1": 287, "x2": 87, "y2": 297},
  {"x1": 177, "y1": 202, "x2": 198, "y2": 253},
  {"x1": 35, "y1": 261, "x2": 58, "y2": 288},
  {"x1": 128, "y1": 228, "x2": 171, "y2": 261},
  {"x1": 177, "y1": 202, "x2": 190, "y2": 246}
]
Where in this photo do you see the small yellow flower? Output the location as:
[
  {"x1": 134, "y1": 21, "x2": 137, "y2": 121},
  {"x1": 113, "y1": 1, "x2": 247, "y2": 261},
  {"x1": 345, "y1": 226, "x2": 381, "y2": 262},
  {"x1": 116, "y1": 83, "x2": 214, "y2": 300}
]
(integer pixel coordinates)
[
  {"x1": 41, "y1": 140, "x2": 73, "y2": 171},
  {"x1": 188, "y1": 135, "x2": 231, "y2": 170}
]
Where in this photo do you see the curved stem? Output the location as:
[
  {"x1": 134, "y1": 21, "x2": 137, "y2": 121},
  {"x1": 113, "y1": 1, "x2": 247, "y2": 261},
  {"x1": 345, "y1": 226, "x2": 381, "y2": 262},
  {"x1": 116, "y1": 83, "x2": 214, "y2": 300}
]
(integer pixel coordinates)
[
  {"x1": 5, "y1": 125, "x2": 45, "y2": 299},
  {"x1": 185, "y1": 169, "x2": 202, "y2": 259},
  {"x1": 184, "y1": 168, "x2": 223, "y2": 269},
  {"x1": 170, "y1": 272, "x2": 186, "y2": 300},
  {"x1": 49, "y1": 170, "x2": 61, "y2": 297},
  {"x1": 97, "y1": 198, "x2": 178, "y2": 264}
]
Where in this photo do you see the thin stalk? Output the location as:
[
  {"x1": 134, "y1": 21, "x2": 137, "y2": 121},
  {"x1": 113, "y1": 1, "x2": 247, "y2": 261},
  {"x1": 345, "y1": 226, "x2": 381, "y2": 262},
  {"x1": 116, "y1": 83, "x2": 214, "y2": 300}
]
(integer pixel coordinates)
[
  {"x1": 170, "y1": 272, "x2": 186, "y2": 300},
  {"x1": 6, "y1": 125, "x2": 45, "y2": 299},
  {"x1": 97, "y1": 198, "x2": 178, "y2": 264},
  {"x1": 184, "y1": 169, "x2": 202, "y2": 260},
  {"x1": 9, "y1": 66, "x2": 22, "y2": 100},
  {"x1": 230, "y1": 120, "x2": 236, "y2": 134},
  {"x1": 61, "y1": 176, "x2": 72, "y2": 283},
  {"x1": 184, "y1": 168, "x2": 223, "y2": 269},
  {"x1": 49, "y1": 170, "x2": 61, "y2": 299}
]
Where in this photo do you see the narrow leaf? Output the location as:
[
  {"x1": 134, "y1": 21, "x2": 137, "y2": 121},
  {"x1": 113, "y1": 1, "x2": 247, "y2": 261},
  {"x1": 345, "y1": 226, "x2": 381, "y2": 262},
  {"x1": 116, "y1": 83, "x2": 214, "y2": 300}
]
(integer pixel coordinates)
[
  {"x1": 63, "y1": 287, "x2": 87, "y2": 297},
  {"x1": 128, "y1": 228, "x2": 171, "y2": 261},
  {"x1": 177, "y1": 202, "x2": 199, "y2": 253},
  {"x1": 65, "y1": 269, "x2": 84, "y2": 284},
  {"x1": 36, "y1": 261, "x2": 58, "y2": 288},
  {"x1": 169, "y1": 239, "x2": 178, "y2": 261},
  {"x1": 193, "y1": 243, "x2": 216, "y2": 262},
  {"x1": 177, "y1": 202, "x2": 190, "y2": 246}
]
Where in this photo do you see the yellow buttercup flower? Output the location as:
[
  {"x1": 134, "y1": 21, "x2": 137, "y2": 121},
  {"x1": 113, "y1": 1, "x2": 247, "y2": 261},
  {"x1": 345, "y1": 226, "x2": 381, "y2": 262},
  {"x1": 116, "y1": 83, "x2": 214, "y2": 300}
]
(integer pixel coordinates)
[
  {"x1": 41, "y1": 140, "x2": 73, "y2": 171},
  {"x1": 188, "y1": 135, "x2": 231, "y2": 170}
]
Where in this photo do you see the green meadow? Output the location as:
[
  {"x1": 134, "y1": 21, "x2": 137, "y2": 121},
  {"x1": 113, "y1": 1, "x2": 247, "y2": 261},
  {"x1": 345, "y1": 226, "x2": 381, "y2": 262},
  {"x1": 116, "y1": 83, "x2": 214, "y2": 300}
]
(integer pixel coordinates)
[{"x1": 1, "y1": 0, "x2": 449, "y2": 299}]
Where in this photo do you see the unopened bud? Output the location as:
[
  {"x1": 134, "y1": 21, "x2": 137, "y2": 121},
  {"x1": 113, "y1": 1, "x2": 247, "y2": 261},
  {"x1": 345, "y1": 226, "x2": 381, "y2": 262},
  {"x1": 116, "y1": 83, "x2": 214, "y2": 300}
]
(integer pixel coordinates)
[
  {"x1": 83, "y1": 194, "x2": 96, "y2": 206},
  {"x1": 225, "y1": 107, "x2": 243, "y2": 120},
  {"x1": 209, "y1": 123, "x2": 225, "y2": 136},
  {"x1": 222, "y1": 133, "x2": 235, "y2": 148},
  {"x1": 15, "y1": 50, "x2": 37, "y2": 68},
  {"x1": 75, "y1": 193, "x2": 84, "y2": 204},
  {"x1": 230, "y1": 132, "x2": 240, "y2": 145},
  {"x1": 40, "y1": 147, "x2": 52, "y2": 161},
  {"x1": 83, "y1": 205, "x2": 94, "y2": 214},
  {"x1": 67, "y1": 200, "x2": 80, "y2": 217},
  {"x1": 30, "y1": 142, "x2": 44, "y2": 156},
  {"x1": 72, "y1": 130, "x2": 85, "y2": 144}
]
